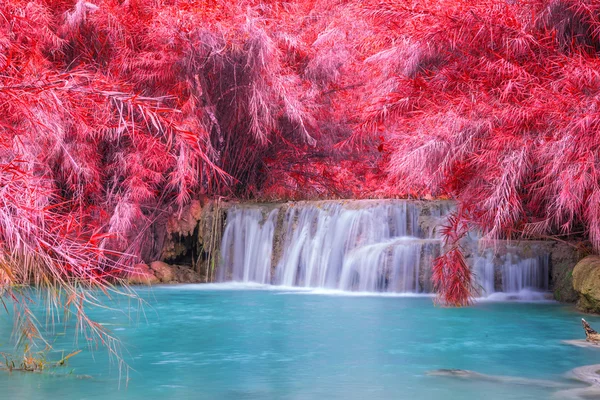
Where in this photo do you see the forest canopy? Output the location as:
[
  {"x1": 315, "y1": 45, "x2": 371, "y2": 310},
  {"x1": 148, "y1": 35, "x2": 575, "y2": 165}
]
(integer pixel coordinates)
[{"x1": 1, "y1": 0, "x2": 599, "y2": 313}]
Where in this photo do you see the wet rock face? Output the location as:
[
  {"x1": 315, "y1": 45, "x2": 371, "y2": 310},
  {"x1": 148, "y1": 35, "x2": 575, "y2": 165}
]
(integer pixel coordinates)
[
  {"x1": 550, "y1": 242, "x2": 580, "y2": 303},
  {"x1": 150, "y1": 261, "x2": 203, "y2": 284},
  {"x1": 573, "y1": 256, "x2": 600, "y2": 313},
  {"x1": 161, "y1": 200, "x2": 204, "y2": 262},
  {"x1": 158, "y1": 199, "x2": 225, "y2": 282}
]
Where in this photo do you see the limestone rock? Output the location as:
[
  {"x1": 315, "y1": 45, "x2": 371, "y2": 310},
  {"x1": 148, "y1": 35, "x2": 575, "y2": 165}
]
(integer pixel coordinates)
[
  {"x1": 127, "y1": 263, "x2": 160, "y2": 285},
  {"x1": 167, "y1": 199, "x2": 203, "y2": 236},
  {"x1": 161, "y1": 199, "x2": 206, "y2": 261},
  {"x1": 150, "y1": 261, "x2": 175, "y2": 283},
  {"x1": 573, "y1": 256, "x2": 600, "y2": 313}
]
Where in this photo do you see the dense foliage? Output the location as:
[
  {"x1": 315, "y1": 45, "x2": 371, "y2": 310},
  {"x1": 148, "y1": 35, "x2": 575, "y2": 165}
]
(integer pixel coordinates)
[
  {"x1": 355, "y1": 0, "x2": 600, "y2": 304},
  {"x1": 1, "y1": 0, "x2": 599, "y2": 330}
]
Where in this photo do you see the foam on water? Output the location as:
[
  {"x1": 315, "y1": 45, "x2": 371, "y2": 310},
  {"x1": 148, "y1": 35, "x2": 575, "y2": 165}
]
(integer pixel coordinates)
[
  {"x1": 476, "y1": 289, "x2": 555, "y2": 303},
  {"x1": 160, "y1": 282, "x2": 282, "y2": 291},
  {"x1": 156, "y1": 283, "x2": 435, "y2": 298},
  {"x1": 275, "y1": 287, "x2": 436, "y2": 298}
]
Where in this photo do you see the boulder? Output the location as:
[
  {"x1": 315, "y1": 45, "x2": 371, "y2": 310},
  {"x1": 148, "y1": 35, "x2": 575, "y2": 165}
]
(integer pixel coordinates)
[
  {"x1": 171, "y1": 265, "x2": 202, "y2": 283},
  {"x1": 127, "y1": 261, "x2": 202, "y2": 284},
  {"x1": 573, "y1": 256, "x2": 600, "y2": 313},
  {"x1": 150, "y1": 261, "x2": 175, "y2": 283},
  {"x1": 127, "y1": 263, "x2": 159, "y2": 285}
]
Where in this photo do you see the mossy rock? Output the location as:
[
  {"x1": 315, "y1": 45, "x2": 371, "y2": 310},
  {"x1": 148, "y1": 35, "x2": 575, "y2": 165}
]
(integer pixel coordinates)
[
  {"x1": 554, "y1": 269, "x2": 578, "y2": 303},
  {"x1": 551, "y1": 242, "x2": 580, "y2": 303},
  {"x1": 573, "y1": 256, "x2": 600, "y2": 314}
]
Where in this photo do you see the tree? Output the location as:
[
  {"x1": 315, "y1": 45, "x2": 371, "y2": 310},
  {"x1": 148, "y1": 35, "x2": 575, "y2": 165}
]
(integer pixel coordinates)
[
  {"x1": 354, "y1": 0, "x2": 600, "y2": 304},
  {"x1": 4, "y1": 0, "x2": 600, "y2": 340}
]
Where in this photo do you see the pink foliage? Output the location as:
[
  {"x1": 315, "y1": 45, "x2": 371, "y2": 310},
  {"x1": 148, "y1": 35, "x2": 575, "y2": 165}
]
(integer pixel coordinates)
[
  {"x1": 354, "y1": 0, "x2": 600, "y2": 303},
  {"x1": 3, "y1": 0, "x2": 600, "y2": 313}
]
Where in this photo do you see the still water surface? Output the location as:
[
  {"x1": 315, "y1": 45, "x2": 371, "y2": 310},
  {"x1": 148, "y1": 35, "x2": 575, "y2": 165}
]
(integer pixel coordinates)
[{"x1": 0, "y1": 284, "x2": 598, "y2": 399}]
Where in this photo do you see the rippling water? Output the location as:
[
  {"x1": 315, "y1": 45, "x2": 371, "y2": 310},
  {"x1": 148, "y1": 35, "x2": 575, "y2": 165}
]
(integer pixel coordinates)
[{"x1": 0, "y1": 284, "x2": 598, "y2": 399}]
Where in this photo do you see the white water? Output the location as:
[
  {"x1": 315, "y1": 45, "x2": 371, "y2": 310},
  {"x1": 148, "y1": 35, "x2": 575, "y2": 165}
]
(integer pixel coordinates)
[
  {"x1": 473, "y1": 251, "x2": 550, "y2": 297},
  {"x1": 274, "y1": 203, "x2": 432, "y2": 292},
  {"x1": 217, "y1": 208, "x2": 278, "y2": 283},
  {"x1": 217, "y1": 201, "x2": 552, "y2": 298}
]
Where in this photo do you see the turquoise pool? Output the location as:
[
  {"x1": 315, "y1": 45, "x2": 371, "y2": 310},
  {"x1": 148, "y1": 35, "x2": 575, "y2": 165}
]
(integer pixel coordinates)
[{"x1": 0, "y1": 284, "x2": 598, "y2": 399}]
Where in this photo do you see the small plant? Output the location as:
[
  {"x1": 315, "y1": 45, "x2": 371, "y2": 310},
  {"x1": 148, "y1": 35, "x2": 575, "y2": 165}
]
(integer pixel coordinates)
[{"x1": 1, "y1": 344, "x2": 81, "y2": 373}]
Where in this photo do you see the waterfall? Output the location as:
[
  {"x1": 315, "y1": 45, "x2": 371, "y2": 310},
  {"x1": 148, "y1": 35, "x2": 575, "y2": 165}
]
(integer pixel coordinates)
[
  {"x1": 219, "y1": 201, "x2": 441, "y2": 293},
  {"x1": 337, "y1": 238, "x2": 439, "y2": 293},
  {"x1": 502, "y1": 253, "x2": 549, "y2": 293},
  {"x1": 473, "y1": 252, "x2": 496, "y2": 296},
  {"x1": 472, "y1": 251, "x2": 550, "y2": 296},
  {"x1": 217, "y1": 207, "x2": 278, "y2": 283},
  {"x1": 217, "y1": 201, "x2": 552, "y2": 297},
  {"x1": 273, "y1": 202, "x2": 436, "y2": 292}
]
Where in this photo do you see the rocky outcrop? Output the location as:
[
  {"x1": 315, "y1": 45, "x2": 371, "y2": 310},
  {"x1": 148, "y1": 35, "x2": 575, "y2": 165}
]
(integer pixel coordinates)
[
  {"x1": 161, "y1": 199, "x2": 203, "y2": 261},
  {"x1": 573, "y1": 256, "x2": 600, "y2": 313},
  {"x1": 125, "y1": 261, "x2": 202, "y2": 285},
  {"x1": 170, "y1": 264, "x2": 203, "y2": 283},
  {"x1": 550, "y1": 242, "x2": 581, "y2": 303},
  {"x1": 150, "y1": 261, "x2": 175, "y2": 282},
  {"x1": 159, "y1": 199, "x2": 224, "y2": 281},
  {"x1": 127, "y1": 263, "x2": 160, "y2": 285}
]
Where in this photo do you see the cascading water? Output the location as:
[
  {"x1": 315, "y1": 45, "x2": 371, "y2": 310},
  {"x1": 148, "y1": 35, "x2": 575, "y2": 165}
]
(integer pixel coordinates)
[
  {"x1": 217, "y1": 201, "x2": 553, "y2": 298},
  {"x1": 337, "y1": 238, "x2": 439, "y2": 293},
  {"x1": 218, "y1": 201, "x2": 442, "y2": 293},
  {"x1": 502, "y1": 253, "x2": 550, "y2": 292},
  {"x1": 273, "y1": 202, "x2": 432, "y2": 292},
  {"x1": 472, "y1": 250, "x2": 550, "y2": 298},
  {"x1": 217, "y1": 207, "x2": 279, "y2": 283}
]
